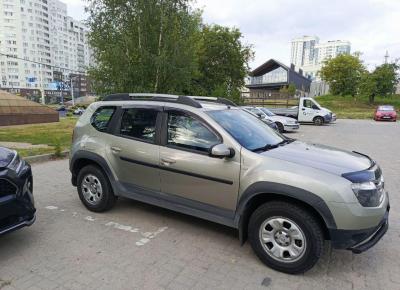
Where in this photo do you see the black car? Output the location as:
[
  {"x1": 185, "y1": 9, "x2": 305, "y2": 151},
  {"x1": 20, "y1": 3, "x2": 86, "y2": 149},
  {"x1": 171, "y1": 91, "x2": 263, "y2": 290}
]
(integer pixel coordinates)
[{"x1": 0, "y1": 147, "x2": 35, "y2": 235}]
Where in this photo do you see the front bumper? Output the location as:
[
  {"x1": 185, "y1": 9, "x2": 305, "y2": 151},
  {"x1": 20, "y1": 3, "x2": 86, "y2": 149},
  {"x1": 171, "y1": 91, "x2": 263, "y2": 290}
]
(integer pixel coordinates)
[
  {"x1": 0, "y1": 162, "x2": 36, "y2": 235},
  {"x1": 324, "y1": 113, "x2": 336, "y2": 123},
  {"x1": 329, "y1": 204, "x2": 390, "y2": 253},
  {"x1": 283, "y1": 124, "x2": 300, "y2": 131},
  {"x1": 375, "y1": 115, "x2": 396, "y2": 121}
]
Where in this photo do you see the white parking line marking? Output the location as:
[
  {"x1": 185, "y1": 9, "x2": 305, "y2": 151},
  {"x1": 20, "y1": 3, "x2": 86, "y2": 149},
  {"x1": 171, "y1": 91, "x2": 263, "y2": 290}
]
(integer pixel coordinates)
[
  {"x1": 85, "y1": 216, "x2": 95, "y2": 222},
  {"x1": 45, "y1": 206, "x2": 58, "y2": 210},
  {"x1": 105, "y1": 221, "x2": 139, "y2": 233},
  {"x1": 136, "y1": 227, "x2": 168, "y2": 246},
  {"x1": 45, "y1": 206, "x2": 168, "y2": 247}
]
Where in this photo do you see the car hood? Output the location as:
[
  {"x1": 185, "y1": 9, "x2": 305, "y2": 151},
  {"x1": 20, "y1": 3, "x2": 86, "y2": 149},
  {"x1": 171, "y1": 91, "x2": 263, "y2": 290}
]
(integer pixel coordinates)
[
  {"x1": 261, "y1": 141, "x2": 371, "y2": 175},
  {"x1": 320, "y1": 107, "x2": 332, "y2": 114},
  {"x1": 269, "y1": 115, "x2": 297, "y2": 123},
  {"x1": 0, "y1": 147, "x2": 15, "y2": 169}
]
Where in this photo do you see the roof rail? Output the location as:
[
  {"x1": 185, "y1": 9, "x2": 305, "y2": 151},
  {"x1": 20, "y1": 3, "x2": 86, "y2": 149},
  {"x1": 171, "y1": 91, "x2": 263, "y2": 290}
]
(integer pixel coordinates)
[
  {"x1": 102, "y1": 93, "x2": 236, "y2": 108},
  {"x1": 188, "y1": 96, "x2": 237, "y2": 107},
  {"x1": 103, "y1": 93, "x2": 179, "y2": 101}
]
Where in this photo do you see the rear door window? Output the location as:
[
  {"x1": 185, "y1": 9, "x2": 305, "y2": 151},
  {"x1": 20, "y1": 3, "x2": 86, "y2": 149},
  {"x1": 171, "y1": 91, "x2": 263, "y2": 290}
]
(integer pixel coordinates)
[{"x1": 119, "y1": 108, "x2": 159, "y2": 143}]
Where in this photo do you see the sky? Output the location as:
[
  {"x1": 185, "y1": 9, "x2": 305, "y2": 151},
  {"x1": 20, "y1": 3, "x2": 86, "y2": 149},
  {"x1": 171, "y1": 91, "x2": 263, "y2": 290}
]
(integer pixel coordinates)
[{"x1": 68, "y1": 0, "x2": 399, "y2": 70}]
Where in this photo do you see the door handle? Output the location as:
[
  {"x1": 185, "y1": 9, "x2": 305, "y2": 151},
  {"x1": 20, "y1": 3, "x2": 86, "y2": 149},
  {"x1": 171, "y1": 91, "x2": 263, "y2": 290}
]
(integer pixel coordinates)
[
  {"x1": 301, "y1": 108, "x2": 305, "y2": 111},
  {"x1": 111, "y1": 146, "x2": 121, "y2": 153},
  {"x1": 161, "y1": 158, "x2": 176, "y2": 166}
]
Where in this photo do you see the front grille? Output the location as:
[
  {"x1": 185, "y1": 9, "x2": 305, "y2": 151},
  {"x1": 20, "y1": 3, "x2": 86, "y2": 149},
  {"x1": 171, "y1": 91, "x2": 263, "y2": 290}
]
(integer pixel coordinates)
[{"x1": 0, "y1": 179, "x2": 18, "y2": 197}]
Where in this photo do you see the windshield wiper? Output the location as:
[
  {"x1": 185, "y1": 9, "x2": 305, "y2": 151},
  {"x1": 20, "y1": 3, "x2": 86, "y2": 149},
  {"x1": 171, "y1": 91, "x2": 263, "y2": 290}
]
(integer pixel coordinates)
[{"x1": 252, "y1": 138, "x2": 295, "y2": 152}]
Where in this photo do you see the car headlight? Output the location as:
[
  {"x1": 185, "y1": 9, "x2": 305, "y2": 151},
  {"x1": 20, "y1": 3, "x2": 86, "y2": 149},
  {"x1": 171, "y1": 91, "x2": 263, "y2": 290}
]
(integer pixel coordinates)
[
  {"x1": 351, "y1": 181, "x2": 384, "y2": 207},
  {"x1": 7, "y1": 151, "x2": 22, "y2": 172}
]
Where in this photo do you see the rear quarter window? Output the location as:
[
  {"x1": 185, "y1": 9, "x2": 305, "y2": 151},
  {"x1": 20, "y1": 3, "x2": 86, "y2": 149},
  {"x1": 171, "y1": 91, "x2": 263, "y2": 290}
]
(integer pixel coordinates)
[{"x1": 91, "y1": 106, "x2": 116, "y2": 132}]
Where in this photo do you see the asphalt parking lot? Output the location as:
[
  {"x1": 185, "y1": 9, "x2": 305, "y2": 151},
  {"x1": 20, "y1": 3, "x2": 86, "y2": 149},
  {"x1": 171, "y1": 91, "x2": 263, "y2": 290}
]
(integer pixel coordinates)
[{"x1": 0, "y1": 119, "x2": 399, "y2": 290}]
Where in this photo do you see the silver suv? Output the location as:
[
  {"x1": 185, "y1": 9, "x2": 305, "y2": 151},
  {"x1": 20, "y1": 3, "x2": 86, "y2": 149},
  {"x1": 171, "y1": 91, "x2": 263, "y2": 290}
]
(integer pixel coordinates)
[{"x1": 70, "y1": 93, "x2": 389, "y2": 274}]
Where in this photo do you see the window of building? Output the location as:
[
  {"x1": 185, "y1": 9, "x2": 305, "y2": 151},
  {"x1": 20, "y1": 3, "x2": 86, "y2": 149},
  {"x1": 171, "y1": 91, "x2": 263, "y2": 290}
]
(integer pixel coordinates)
[{"x1": 250, "y1": 66, "x2": 288, "y2": 85}]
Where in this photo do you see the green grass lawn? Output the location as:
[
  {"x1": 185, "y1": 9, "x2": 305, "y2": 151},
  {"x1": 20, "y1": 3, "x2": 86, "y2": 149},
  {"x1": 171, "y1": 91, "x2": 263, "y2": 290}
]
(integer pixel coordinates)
[
  {"x1": 0, "y1": 117, "x2": 77, "y2": 157},
  {"x1": 315, "y1": 94, "x2": 400, "y2": 119}
]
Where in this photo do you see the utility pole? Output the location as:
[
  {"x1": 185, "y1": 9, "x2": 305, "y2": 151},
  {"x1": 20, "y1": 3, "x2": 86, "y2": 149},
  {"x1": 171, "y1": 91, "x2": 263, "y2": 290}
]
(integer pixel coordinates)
[
  {"x1": 39, "y1": 64, "x2": 45, "y2": 104},
  {"x1": 384, "y1": 50, "x2": 389, "y2": 64},
  {"x1": 70, "y1": 77, "x2": 75, "y2": 106}
]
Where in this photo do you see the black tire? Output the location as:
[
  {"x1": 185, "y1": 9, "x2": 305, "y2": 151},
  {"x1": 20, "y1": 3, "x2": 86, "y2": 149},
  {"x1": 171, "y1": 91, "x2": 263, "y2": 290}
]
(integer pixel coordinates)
[
  {"x1": 248, "y1": 201, "x2": 324, "y2": 274},
  {"x1": 276, "y1": 122, "x2": 284, "y2": 133},
  {"x1": 77, "y1": 165, "x2": 117, "y2": 212},
  {"x1": 313, "y1": 116, "x2": 324, "y2": 126}
]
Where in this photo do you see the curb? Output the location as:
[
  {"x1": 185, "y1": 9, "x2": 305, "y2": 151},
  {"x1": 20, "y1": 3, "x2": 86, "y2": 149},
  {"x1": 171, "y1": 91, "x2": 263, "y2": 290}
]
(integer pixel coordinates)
[{"x1": 24, "y1": 150, "x2": 70, "y2": 164}]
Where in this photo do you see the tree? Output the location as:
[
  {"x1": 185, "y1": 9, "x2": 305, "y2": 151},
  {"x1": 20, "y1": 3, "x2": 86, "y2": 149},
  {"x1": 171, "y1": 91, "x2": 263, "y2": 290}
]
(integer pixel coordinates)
[
  {"x1": 320, "y1": 53, "x2": 366, "y2": 96},
  {"x1": 359, "y1": 62, "x2": 399, "y2": 103},
  {"x1": 373, "y1": 63, "x2": 399, "y2": 96},
  {"x1": 86, "y1": 1, "x2": 254, "y2": 101},
  {"x1": 86, "y1": 0, "x2": 202, "y2": 95},
  {"x1": 191, "y1": 25, "x2": 253, "y2": 103},
  {"x1": 287, "y1": 83, "x2": 296, "y2": 96},
  {"x1": 359, "y1": 72, "x2": 377, "y2": 103}
]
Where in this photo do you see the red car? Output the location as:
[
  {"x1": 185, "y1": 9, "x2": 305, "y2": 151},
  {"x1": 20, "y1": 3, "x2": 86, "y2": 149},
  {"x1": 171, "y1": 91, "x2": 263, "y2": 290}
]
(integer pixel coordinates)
[{"x1": 374, "y1": 105, "x2": 397, "y2": 121}]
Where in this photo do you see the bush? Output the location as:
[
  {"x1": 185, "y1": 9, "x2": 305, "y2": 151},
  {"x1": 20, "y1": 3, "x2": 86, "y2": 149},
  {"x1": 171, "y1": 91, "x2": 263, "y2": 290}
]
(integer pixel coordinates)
[{"x1": 54, "y1": 139, "x2": 62, "y2": 158}]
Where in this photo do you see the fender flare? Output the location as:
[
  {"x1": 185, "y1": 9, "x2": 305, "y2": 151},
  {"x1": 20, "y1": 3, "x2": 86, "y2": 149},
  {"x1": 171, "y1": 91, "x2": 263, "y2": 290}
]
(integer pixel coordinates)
[
  {"x1": 234, "y1": 181, "x2": 337, "y2": 243},
  {"x1": 70, "y1": 150, "x2": 117, "y2": 191}
]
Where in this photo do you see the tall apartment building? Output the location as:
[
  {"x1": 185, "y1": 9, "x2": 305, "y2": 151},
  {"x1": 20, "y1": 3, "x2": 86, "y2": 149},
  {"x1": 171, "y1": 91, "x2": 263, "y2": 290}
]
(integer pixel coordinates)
[
  {"x1": 290, "y1": 36, "x2": 319, "y2": 67},
  {"x1": 290, "y1": 36, "x2": 351, "y2": 80},
  {"x1": 0, "y1": 0, "x2": 93, "y2": 94}
]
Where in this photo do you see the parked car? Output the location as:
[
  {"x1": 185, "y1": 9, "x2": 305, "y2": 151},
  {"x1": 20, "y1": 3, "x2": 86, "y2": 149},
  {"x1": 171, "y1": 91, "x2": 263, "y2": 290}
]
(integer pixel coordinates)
[
  {"x1": 56, "y1": 105, "x2": 67, "y2": 112},
  {"x1": 241, "y1": 108, "x2": 279, "y2": 131},
  {"x1": 242, "y1": 106, "x2": 299, "y2": 133},
  {"x1": 70, "y1": 93, "x2": 389, "y2": 274},
  {"x1": 74, "y1": 108, "x2": 86, "y2": 115},
  {"x1": 268, "y1": 97, "x2": 336, "y2": 125},
  {"x1": 0, "y1": 147, "x2": 36, "y2": 235},
  {"x1": 374, "y1": 105, "x2": 397, "y2": 122}
]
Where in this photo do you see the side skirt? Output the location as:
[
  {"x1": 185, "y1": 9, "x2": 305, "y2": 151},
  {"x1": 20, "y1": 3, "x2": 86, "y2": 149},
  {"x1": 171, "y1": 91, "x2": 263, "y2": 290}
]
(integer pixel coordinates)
[{"x1": 115, "y1": 182, "x2": 237, "y2": 229}]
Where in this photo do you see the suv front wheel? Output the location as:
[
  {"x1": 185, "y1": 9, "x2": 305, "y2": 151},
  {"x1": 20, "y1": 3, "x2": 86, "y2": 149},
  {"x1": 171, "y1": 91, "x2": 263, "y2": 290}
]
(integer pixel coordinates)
[
  {"x1": 248, "y1": 201, "x2": 324, "y2": 274},
  {"x1": 77, "y1": 165, "x2": 117, "y2": 212}
]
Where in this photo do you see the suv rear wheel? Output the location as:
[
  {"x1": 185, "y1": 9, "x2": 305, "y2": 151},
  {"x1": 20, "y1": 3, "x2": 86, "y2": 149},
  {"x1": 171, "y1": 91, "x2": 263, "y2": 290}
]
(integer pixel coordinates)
[
  {"x1": 77, "y1": 165, "x2": 117, "y2": 212},
  {"x1": 248, "y1": 201, "x2": 324, "y2": 274}
]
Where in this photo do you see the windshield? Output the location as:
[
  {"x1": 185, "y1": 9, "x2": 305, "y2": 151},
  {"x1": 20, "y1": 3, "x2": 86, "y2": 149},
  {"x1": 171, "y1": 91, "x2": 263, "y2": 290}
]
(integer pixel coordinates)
[
  {"x1": 207, "y1": 109, "x2": 285, "y2": 151},
  {"x1": 378, "y1": 106, "x2": 394, "y2": 111},
  {"x1": 312, "y1": 99, "x2": 322, "y2": 109},
  {"x1": 259, "y1": 107, "x2": 276, "y2": 116}
]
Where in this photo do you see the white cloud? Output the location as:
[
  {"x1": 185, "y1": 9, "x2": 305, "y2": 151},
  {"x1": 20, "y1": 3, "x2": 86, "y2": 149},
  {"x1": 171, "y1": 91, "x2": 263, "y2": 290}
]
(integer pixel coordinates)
[{"x1": 68, "y1": 0, "x2": 400, "y2": 69}]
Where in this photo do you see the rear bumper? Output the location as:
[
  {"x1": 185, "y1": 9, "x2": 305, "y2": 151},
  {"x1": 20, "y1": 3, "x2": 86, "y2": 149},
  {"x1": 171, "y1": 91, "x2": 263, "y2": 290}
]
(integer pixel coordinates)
[{"x1": 329, "y1": 205, "x2": 389, "y2": 253}]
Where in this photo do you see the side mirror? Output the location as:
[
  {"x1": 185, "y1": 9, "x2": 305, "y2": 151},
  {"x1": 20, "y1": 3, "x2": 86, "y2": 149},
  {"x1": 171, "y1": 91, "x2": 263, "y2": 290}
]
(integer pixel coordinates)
[
  {"x1": 256, "y1": 112, "x2": 263, "y2": 118},
  {"x1": 210, "y1": 144, "x2": 234, "y2": 158},
  {"x1": 312, "y1": 105, "x2": 319, "y2": 110}
]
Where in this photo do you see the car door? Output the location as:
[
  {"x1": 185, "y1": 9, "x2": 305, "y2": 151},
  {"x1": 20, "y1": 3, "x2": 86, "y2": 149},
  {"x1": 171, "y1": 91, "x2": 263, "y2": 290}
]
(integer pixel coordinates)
[
  {"x1": 105, "y1": 106, "x2": 162, "y2": 192},
  {"x1": 159, "y1": 109, "x2": 240, "y2": 212},
  {"x1": 299, "y1": 99, "x2": 316, "y2": 122}
]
